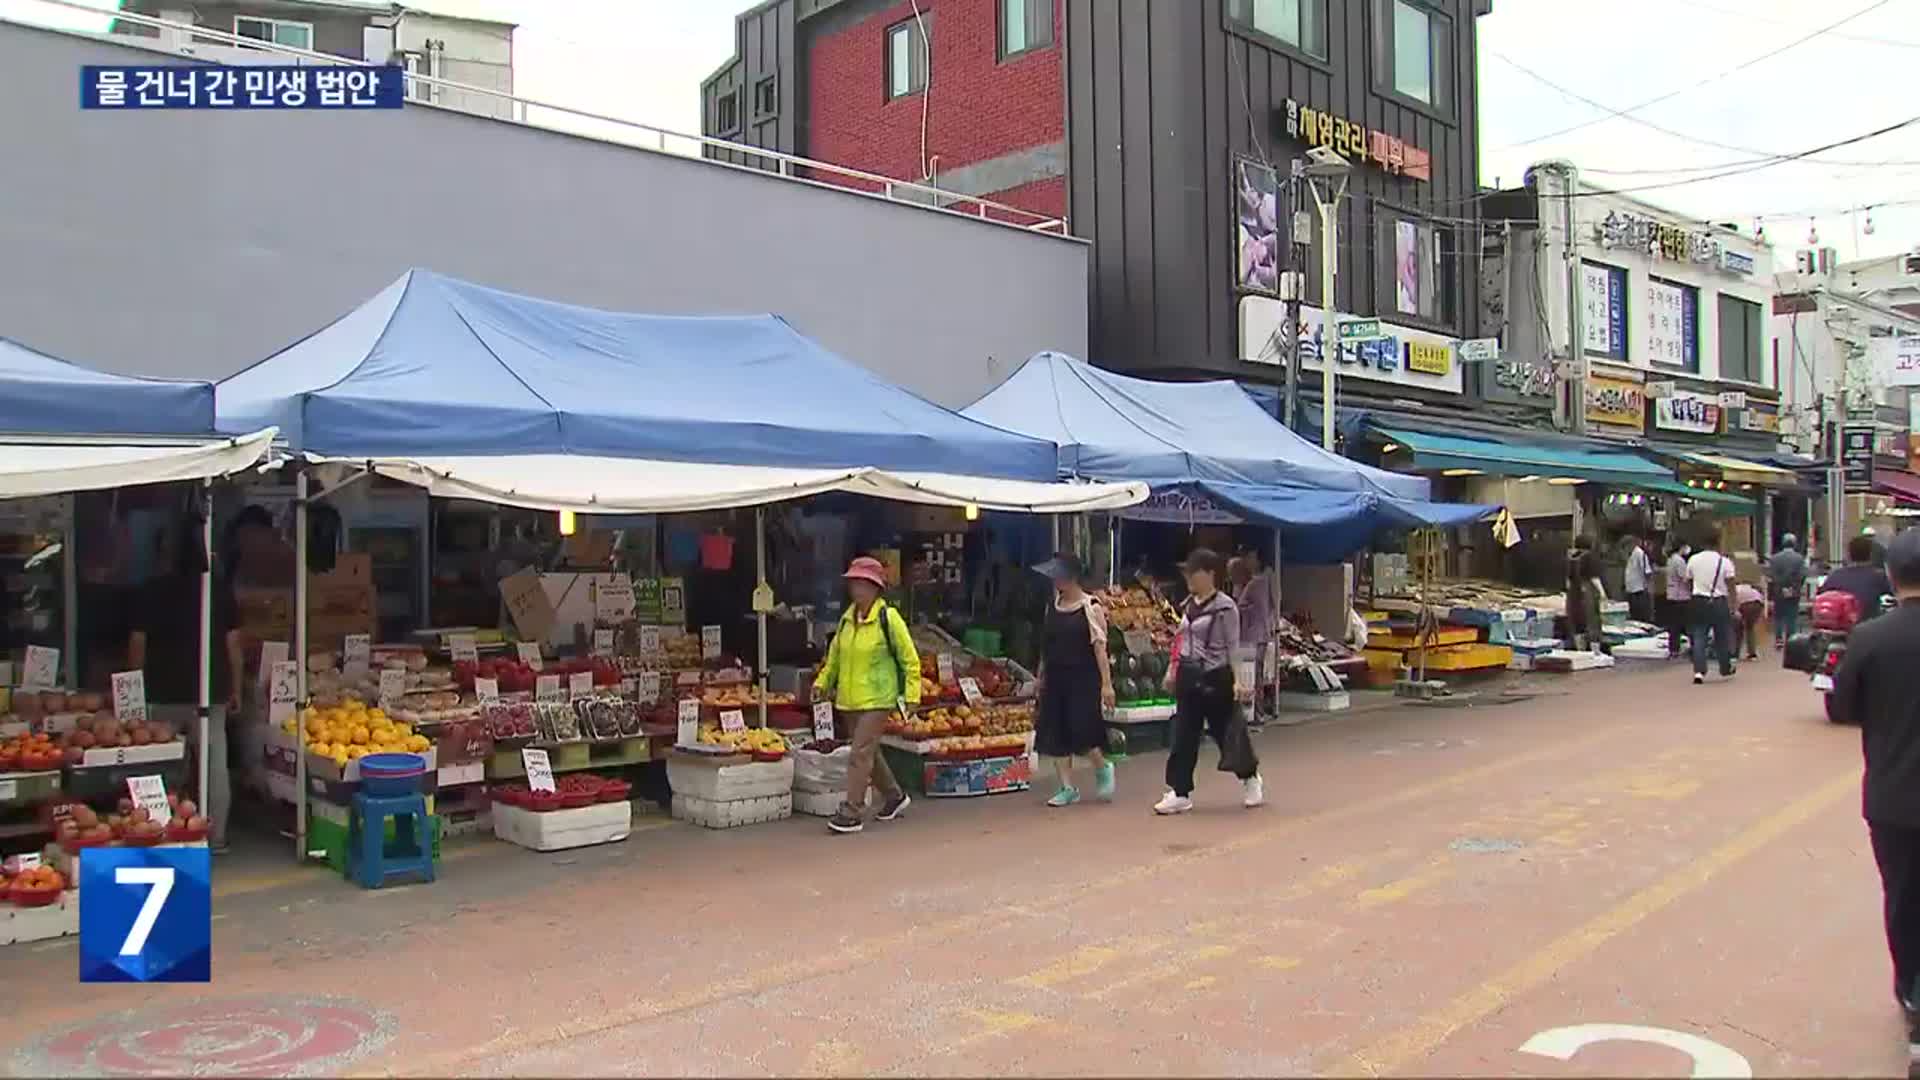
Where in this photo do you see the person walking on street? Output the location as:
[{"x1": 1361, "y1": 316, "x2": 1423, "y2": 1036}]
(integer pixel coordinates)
[
  {"x1": 1032, "y1": 554, "x2": 1116, "y2": 806},
  {"x1": 1685, "y1": 530, "x2": 1737, "y2": 684},
  {"x1": 1155, "y1": 548, "x2": 1262, "y2": 815},
  {"x1": 1733, "y1": 581, "x2": 1765, "y2": 661},
  {"x1": 815, "y1": 556, "x2": 920, "y2": 835},
  {"x1": 1827, "y1": 529, "x2": 1920, "y2": 1071},
  {"x1": 1664, "y1": 539, "x2": 1693, "y2": 659},
  {"x1": 1768, "y1": 534, "x2": 1808, "y2": 646},
  {"x1": 1624, "y1": 532, "x2": 1654, "y2": 625}
]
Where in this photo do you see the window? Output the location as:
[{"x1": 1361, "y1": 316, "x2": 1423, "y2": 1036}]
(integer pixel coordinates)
[
  {"x1": 1581, "y1": 261, "x2": 1628, "y2": 361},
  {"x1": 233, "y1": 15, "x2": 312, "y2": 51},
  {"x1": 1375, "y1": 213, "x2": 1452, "y2": 324},
  {"x1": 1371, "y1": 0, "x2": 1452, "y2": 111},
  {"x1": 714, "y1": 89, "x2": 740, "y2": 134},
  {"x1": 1645, "y1": 277, "x2": 1699, "y2": 371},
  {"x1": 1000, "y1": 0, "x2": 1053, "y2": 59},
  {"x1": 752, "y1": 76, "x2": 778, "y2": 118},
  {"x1": 1226, "y1": 0, "x2": 1328, "y2": 60},
  {"x1": 887, "y1": 17, "x2": 931, "y2": 99},
  {"x1": 1718, "y1": 294, "x2": 1763, "y2": 383}
]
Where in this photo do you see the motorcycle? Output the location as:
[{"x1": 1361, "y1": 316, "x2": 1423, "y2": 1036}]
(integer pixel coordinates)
[{"x1": 1787, "y1": 589, "x2": 1896, "y2": 724}]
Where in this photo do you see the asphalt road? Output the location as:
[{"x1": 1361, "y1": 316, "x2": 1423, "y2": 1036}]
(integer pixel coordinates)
[{"x1": 1, "y1": 660, "x2": 1903, "y2": 1077}]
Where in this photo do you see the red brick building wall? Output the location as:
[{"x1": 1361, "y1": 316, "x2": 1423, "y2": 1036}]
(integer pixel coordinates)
[{"x1": 803, "y1": 0, "x2": 1065, "y2": 220}]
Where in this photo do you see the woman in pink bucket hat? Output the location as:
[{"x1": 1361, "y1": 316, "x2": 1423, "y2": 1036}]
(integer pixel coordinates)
[{"x1": 813, "y1": 556, "x2": 921, "y2": 834}]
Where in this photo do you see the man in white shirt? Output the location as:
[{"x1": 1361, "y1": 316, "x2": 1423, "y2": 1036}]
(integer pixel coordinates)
[
  {"x1": 1685, "y1": 530, "x2": 1737, "y2": 684},
  {"x1": 1623, "y1": 534, "x2": 1654, "y2": 625}
]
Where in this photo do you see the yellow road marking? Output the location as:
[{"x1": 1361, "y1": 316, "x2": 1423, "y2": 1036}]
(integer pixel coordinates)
[
  {"x1": 799, "y1": 1037, "x2": 861, "y2": 1076},
  {"x1": 1258, "y1": 955, "x2": 1303, "y2": 971},
  {"x1": 1326, "y1": 769, "x2": 1858, "y2": 1077},
  {"x1": 1012, "y1": 945, "x2": 1125, "y2": 989},
  {"x1": 1085, "y1": 943, "x2": 1233, "y2": 1001},
  {"x1": 359, "y1": 727, "x2": 1625, "y2": 1078},
  {"x1": 1353, "y1": 857, "x2": 1453, "y2": 909},
  {"x1": 1185, "y1": 976, "x2": 1217, "y2": 990}
]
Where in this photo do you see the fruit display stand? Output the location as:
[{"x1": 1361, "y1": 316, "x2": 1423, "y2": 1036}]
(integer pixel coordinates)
[
  {"x1": 1105, "y1": 703, "x2": 1175, "y2": 756},
  {"x1": 666, "y1": 750, "x2": 793, "y2": 829},
  {"x1": 0, "y1": 858, "x2": 78, "y2": 946}
]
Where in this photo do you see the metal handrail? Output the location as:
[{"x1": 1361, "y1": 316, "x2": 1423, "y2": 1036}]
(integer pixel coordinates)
[{"x1": 31, "y1": 0, "x2": 1072, "y2": 236}]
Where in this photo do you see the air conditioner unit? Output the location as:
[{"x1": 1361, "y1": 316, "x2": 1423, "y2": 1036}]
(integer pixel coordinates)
[
  {"x1": 1796, "y1": 250, "x2": 1815, "y2": 274},
  {"x1": 1818, "y1": 247, "x2": 1838, "y2": 274},
  {"x1": 1903, "y1": 252, "x2": 1920, "y2": 277}
]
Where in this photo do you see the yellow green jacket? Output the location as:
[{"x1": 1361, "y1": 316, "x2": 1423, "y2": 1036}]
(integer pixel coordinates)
[{"x1": 813, "y1": 600, "x2": 921, "y2": 711}]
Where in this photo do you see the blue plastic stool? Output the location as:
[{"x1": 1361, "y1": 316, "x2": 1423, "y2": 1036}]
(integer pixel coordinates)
[{"x1": 348, "y1": 791, "x2": 435, "y2": 889}]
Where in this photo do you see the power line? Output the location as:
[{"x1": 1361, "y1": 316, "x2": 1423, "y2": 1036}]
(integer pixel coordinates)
[
  {"x1": 1493, "y1": 0, "x2": 1897, "y2": 150},
  {"x1": 1487, "y1": 50, "x2": 1920, "y2": 168},
  {"x1": 1661, "y1": 0, "x2": 1920, "y2": 49}
]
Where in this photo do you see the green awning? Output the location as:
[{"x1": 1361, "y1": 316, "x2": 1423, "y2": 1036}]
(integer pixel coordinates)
[
  {"x1": 1629, "y1": 476, "x2": 1759, "y2": 511},
  {"x1": 1371, "y1": 426, "x2": 1674, "y2": 486}
]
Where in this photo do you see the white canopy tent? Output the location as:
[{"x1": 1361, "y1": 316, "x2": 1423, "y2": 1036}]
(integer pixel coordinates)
[
  {"x1": 279, "y1": 454, "x2": 1145, "y2": 859},
  {"x1": 0, "y1": 429, "x2": 277, "y2": 817}
]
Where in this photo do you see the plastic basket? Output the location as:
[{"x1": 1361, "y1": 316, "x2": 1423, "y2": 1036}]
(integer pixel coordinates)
[
  {"x1": 9, "y1": 885, "x2": 62, "y2": 908},
  {"x1": 359, "y1": 753, "x2": 427, "y2": 796}
]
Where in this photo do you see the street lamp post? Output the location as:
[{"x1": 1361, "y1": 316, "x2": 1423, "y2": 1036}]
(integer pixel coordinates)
[{"x1": 1304, "y1": 147, "x2": 1352, "y2": 452}]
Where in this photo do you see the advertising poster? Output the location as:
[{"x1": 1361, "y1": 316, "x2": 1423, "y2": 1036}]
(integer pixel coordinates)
[
  {"x1": 1396, "y1": 220, "x2": 1420, "y2": 316},
  {"x1": 1235, "y1": 157, "x2": 1280, "y2": 295}
]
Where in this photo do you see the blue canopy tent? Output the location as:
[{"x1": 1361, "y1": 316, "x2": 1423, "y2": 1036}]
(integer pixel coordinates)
[
  {"x1": 962, "y1": 353, "x2": 1490, "y2": 560},
  {"x1": 0, "y1": 335, "x2": 214, "y2": 435},
  {"x1": 215, "y1": 269, "x2": 1059, "y2": 481}
]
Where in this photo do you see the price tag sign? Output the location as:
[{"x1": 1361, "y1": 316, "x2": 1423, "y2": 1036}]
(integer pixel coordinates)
[
  {"x1": 639, "y1": 625, "x2": 661, "y2": 657},
  {"x1": 20, "y1": 646, "x2": 58, "y2": 691},
  {"x1": 812, "y1": 700, "x2": 835, "y2": 742},
  {"x1": 474, "y1": 677, "x2": 500, "y2": 705},
  {"x1": 676, "y1": 698, "x2": 700, "y2": 746},
  {"x1": 378, "y1": 668, "x2": 406, "y2": 710},
  {"x1": 14, "y1": 851, "x2": 38, "y2": 871},
  {"x1": 268, "y1": 661, "x2": 298, "y2": 728},
  {"x1": 448, "y1": 634, "x2": 479, "y2": 664},
  {"x1": 636, "y1": 672, "x2": 660, "y2": 705},
  {"x1": 701, "y1": 625, "x2": 723, "y2": 660},
  {"x1": 958, "y1": 677, "x2": 985, "y2": 707},
  {"x1": 751, "y1": 583, "x2": 774, "y2": 614},
  {"x1": 936, "y1": 654, "x2": 954, "y2": 685},
  {"x1": 568, "y1": 671, "x2": 594, "y2": 699},
  {"x1": 126, "y1": 774, "x2": 169, "y2": 822},
  {"x1": 516, "y1": 642, "x2": 544, "y2": 670},
  {"x1": 719, "y1": 708, "x2": 746, "y2": 733},
  {"x1": 0, "y1": 779, "x2": 17, "y2": 800},
  {"x1": 111, "y1": 670, "x2": 148, "y2": 725},
  {"x1": 521, "y1": 748, "x2": 555, "y2": 793},
  {"x1": 341, "y1": 635, "x2": 371, "y2": 678},
  {"x1": 595, "y1": 576, "x2": 636, "y2": 623},
  {"x1": 592, "y1": 629, "x2": 615, "y2": 656},
  {"x1": 535, "y1": 675, "x2": 563, "y2": 703},
  {"x1": 257, "y1": 641, "x2": 288, "y2": 692}
]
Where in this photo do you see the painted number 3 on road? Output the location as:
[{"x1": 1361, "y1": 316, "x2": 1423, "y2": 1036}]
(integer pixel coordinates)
[{"x1": 1522, "y1": 1024, "x2": 1753, "y2": 1078}]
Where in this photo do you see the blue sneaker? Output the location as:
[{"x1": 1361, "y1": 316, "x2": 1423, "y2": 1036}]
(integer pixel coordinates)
[
  {"x1": 1093, "y1": 763, "x2": 1116, "y2": 801},
  {"x1": 1046, "y1": 785, "x2": 1081, "y2": 807}
]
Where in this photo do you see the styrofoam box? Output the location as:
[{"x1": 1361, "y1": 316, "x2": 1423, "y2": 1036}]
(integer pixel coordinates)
[
  {"x1": 666, "y1": 757, "x2": 794, "y2": 802},
  {"x1": 492, "y1": 801, "x2": 632, "y2": 851},
  {"x1": 0, "y1": 890, "x2": 79, "y2": 945},
  {"x1": 792, "y1": 789, "x2": 842, "y2": 818},
  {"x1": 673, "y1": 792, "x2": 792, "y2": 829}
]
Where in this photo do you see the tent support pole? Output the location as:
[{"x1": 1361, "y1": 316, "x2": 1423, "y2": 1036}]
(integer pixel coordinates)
[
  {"x1": 61, "y1": 510, "x2": 77, "y2": 691},
  {"x1": 1050, "y1": 515, "x2": 1059, "y2": 554},
  {"x1": 755, "y1": 506, "x2": 768, "y2": 731},
  {"x1": 199, "y1": 478, "x2": 213, "y2": 814},
  {"x1": 294, "y1": 469, "x2": 309, "y2": 863},
  {"x1": 1109, "y1": 515, "x2": 1119, "y2": 588}
]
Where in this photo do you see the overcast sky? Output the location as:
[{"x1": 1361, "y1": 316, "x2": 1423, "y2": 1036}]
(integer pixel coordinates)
[{"x1": 9, "y1": 0, "x2": 1919, "y2": 267}]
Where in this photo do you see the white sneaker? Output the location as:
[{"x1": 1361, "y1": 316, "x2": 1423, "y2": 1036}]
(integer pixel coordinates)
[
  {"x1": 1242, "y1": 775, "x2": 1266, "y2": 808},
  {"x1": 1153, "y1": 791, "x2": 1193, "y2": 815}
]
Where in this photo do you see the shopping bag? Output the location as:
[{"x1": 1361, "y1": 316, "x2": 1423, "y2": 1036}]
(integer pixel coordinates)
[{"x1": 1215, "y1": 705, "x2": 1260, "y2": 777}]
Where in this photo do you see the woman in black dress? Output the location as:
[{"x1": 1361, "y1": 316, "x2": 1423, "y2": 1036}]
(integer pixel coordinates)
[{"x1": 1032, "y1": 553, "x2": 1116, "y2": 806}]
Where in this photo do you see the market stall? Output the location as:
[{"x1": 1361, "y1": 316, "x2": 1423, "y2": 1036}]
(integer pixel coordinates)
[
  {"x1": 0, "y1": 336, "x2": 273, "y2": 941},
  {"x1": 212, "y1": 272, "x2": 1146, "y2": 862}
]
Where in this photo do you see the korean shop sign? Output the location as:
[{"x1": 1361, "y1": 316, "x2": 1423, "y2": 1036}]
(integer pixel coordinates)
[
  {"x1": 1593, "y1": 212, "x2": 1735, "y2": 271},
  {"x1": 1584, "y1": 374, "x2": 1646, "y2": 433},
  {"x1": 1653, "y1": 390, "x2": 1722, "y2": 435},
  {"x1": 1278, "y1": 100, "x2": 1432, "y2": 182}
]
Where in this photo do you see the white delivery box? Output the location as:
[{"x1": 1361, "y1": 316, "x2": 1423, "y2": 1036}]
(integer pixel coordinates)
[{"x1": 491, "y1": 801, "x2": 632, "y2": 851}]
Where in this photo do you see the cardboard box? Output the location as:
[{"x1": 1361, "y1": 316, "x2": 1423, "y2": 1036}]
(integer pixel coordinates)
[{"x1": 314, "y1": 552, "x2": 372, "y2": 587}]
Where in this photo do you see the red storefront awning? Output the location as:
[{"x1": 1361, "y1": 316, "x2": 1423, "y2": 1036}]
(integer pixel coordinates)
[{"x1": 1876, "y1": 469, "x2": 1920, "y2": 504}]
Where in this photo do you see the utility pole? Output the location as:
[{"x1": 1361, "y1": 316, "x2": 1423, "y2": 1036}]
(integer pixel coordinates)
[
  {"x1": 1304, "y1": 149, "x2": 1352, "y2": 451},
  {"x1": 1553, "y1": 160, "x2": 1588, "y2": 436},
  {"x1": 1281, "y1": 160, "x2": 1307, "y2": 431}
]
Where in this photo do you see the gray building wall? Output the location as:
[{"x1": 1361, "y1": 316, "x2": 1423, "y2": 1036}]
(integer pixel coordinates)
[{"x1": 0, "y1": 21, "x2": 1086, "y2": 408}]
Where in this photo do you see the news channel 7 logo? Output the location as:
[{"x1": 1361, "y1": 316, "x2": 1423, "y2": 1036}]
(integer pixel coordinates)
[{"x1": 78, "y1": 848, "x2": 211, "y2": 982}]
